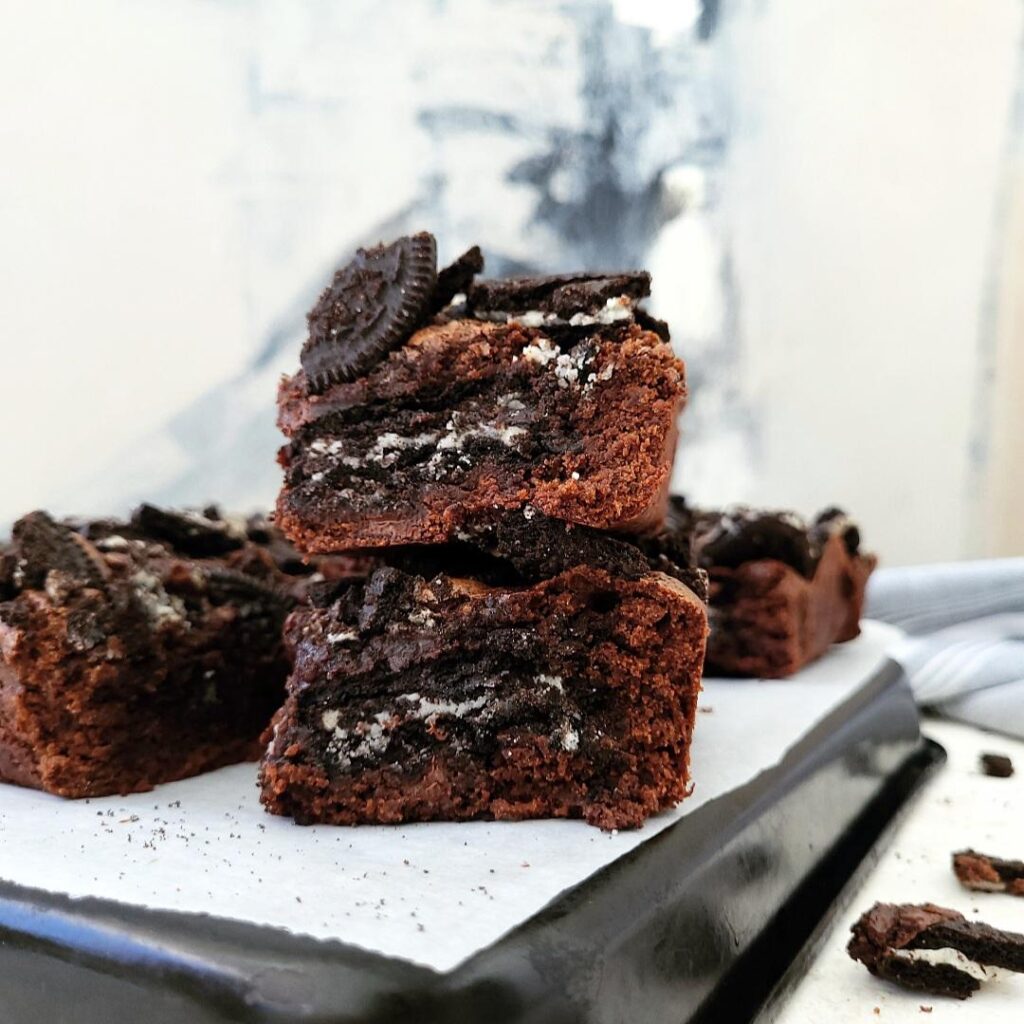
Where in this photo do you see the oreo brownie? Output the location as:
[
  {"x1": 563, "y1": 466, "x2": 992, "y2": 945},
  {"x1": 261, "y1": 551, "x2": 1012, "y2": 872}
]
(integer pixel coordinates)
[
  {"x1": 259, "y1": 513, "x2": 708, "y2": 830},
  {"x1": 661, "y1": 498, "x2": 876, "y2": 677},
  {"x1": 276, "y1": 232, "x2": 685, "y2": 551},
  {"x1": 0, "y1": 506, "x2": 304, "y2": 798},
  {"x1": 848, "y1": 902, "x2": 1024, "y2": 999}
]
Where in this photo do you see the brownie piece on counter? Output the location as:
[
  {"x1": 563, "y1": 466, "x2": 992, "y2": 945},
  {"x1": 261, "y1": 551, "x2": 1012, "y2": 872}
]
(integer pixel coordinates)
[
  {"x1": 848, "y1": 902, "x2": 1024, "y2": 999},
  {"x1": 0, "y1": 507, "x2": 302, "y2": 798},
  {"x1": 660, "y1": 498, "x2": 876, "y2": 678},
  {"x1": 259, "y1": 513, "x2": 709, "y2": 830},
  {"x1": 276, "y1": 231, "x2": 686, "y2": 552},
  {"x1": 953, "y1": 849, "x2": 1024, "y2": 896}
]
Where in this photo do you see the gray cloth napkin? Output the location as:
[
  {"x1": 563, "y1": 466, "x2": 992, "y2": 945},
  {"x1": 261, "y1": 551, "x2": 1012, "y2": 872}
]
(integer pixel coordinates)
[{"x1": 866, "y1": 559, "x2": 1024, "y2": 739}]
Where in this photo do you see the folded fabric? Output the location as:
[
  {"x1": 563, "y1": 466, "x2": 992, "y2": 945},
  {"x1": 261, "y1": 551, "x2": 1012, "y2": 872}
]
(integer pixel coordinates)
[{"x1": 866, "y1": 560, "x2": 1024, "y2": 740}]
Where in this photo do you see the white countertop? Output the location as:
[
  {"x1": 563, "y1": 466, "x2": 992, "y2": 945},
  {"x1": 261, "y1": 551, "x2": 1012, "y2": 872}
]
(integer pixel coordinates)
[{"x1": 773, "y1": 718, "x2": 1024, "y2": 1021}]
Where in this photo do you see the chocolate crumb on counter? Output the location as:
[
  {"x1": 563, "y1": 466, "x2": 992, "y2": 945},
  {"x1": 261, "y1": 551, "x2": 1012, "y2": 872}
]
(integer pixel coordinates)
[
  {"x1": 953, "y1": 850, "x2": 1024, "y2": 896},
  {"x1": 980, "y1": 753, "x2": 1014, "y2": 778},
  {"x1": 848, "y1": 901, "x2": 1024, "y2": 1000}
]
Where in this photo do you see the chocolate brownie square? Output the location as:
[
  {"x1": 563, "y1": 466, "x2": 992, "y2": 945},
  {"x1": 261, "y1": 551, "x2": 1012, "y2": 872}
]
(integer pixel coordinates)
[
  {"x1": 275, "y1": 232, "x2": 685, "y2": 551},
  {"x1": 259, "y1": 513, "x2": 708, "y2": 830},
  {"x1": 659, "y1": 499, "x2": 876, "y2": 678},
  {"x1": 0, "y1": 507, "x2": 306, "y2": 798}
]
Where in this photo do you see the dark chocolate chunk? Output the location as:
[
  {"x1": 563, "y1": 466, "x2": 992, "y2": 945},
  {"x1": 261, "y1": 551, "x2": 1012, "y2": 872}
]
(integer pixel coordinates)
[
  {"x1": 431, "y1": 245, "x2": 484, "y2": 312},
  {"x1": 848, "y1": 902, "x2": 1024, "y2": 1000},
  {"x1": 980, "y1": 753, "x2": 1014, "y2": 778},
  {"x1": 11, "y1": 511, "x2": 108, "y2": 593},
  {"x1": 302, "y1": 232, "x2": 438, "y2": 391},
  {"x1": 953, "y1": 850, "x2": 1024, "y2": 895},
  {"x1": 468, "y1": 270, "x2": 650, "y2": 319},
  {"x1": 132, "y1": 505, "x2": 244, "y2": 558}
]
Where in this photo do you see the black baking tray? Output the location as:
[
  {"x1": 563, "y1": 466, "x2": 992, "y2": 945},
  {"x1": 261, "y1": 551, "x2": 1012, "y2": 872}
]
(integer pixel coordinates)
[{"x1": 0, "y1": 659, "x2": 941, "y2": 1024}]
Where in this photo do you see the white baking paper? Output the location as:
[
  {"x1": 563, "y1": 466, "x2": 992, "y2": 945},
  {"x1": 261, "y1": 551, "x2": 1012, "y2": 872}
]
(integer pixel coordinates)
[{"x1": 0, "y1": 621, "x2": 902, "y2": 972}]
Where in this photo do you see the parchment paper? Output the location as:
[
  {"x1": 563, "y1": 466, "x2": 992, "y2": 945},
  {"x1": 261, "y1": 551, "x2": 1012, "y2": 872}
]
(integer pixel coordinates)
[{"x1": 0, "y1": 621, "x2": 901, "y2": 972}]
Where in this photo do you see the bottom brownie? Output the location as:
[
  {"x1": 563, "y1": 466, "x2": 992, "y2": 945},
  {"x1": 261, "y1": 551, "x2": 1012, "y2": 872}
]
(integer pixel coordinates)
[{"x1": 260, "y1": 520, "x2": 708, "y2": 830}]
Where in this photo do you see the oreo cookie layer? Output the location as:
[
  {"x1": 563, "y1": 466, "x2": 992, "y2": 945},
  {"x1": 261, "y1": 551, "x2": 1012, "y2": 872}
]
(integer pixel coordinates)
[{"x1": 468, "y1": 271, "x2": 651, "y2": 320}]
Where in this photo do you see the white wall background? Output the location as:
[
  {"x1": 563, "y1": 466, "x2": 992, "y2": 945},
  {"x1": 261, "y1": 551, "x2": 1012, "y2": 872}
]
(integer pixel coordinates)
[{"x1": 0, "y1": 0, "x2": 1021, "y2": 564}]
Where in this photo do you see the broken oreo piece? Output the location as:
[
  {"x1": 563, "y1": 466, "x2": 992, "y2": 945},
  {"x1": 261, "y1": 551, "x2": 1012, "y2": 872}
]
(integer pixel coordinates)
[
  {"x1": 431, "y1": 245, "x2": 484, "y2": 312},
  {"x1": 848, "y1": 902, "x2": 1024, "y2": 1000},
  {"x1": 468, "y1": 270, "x2": 650, "y2": 320},
  {"x1": 953, "y1": 850, "x2": 1024, "y2": 896},
  {"x1": 132, "y1": 505, "x2": 244, "y2": 558},
  {"x1": 980, "y1": 753, "x2": 1014, "y2": 778},
  {"x1": 203, "y1": 567, "x2": 292, "y2": 611},
  {"x1": 302, "y1": 232, "x2": 438, "y2": 391},
  {"x1": 11, "y1": 511, "x2": 109, "y2": 593}
]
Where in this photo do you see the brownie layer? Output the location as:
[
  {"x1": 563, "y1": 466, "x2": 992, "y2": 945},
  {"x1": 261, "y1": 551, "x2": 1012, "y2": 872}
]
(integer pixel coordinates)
[
  {"x1": 277, "y1": 316, "x2": 683, "y2": 551},
  {"x1": 0, "y1": 508, "x2": 303, "y2": 798},
  {"x1": 260, "y1": 559, "x2": 707, "y2": 830},
  {"x1": 665, "y1": 500, "x2": 876, "y2": 678}
]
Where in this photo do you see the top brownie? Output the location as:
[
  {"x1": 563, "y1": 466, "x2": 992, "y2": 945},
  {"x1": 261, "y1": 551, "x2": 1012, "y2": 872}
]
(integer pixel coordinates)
[{"x1": 276, "y1": 233, "x2": 686, "y2": 553}]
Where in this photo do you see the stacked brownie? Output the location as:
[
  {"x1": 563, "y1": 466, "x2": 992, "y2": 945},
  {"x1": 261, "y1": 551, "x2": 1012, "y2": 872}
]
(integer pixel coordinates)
[{"x1": 261, "y1": 232, "x2": 710, "y2": 830}]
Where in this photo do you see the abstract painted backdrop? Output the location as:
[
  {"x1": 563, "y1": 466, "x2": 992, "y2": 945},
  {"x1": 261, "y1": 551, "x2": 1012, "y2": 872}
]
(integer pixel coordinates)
[{"x1": 1, "y1": 0, "x2": 1021, "y2": 563}]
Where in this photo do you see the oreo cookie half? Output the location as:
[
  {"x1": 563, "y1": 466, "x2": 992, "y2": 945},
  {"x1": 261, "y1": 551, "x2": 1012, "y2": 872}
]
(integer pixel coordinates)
[
  {"x1": 11, "y1": 511, "x2": 109, "y2": 592},
  {"x1": 302, "y1": 232, "x2": 438, "y2": 392},
  {"x1": 468, "y1": 270, "x2": 650, "y2": 320}
]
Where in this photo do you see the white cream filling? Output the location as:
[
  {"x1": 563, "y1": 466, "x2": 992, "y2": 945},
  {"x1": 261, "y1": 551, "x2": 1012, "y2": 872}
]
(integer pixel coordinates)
[
  {"x1": 318, "y1": 675, "x2": 581, "y2": 766},
  {"x1": 556, "y1": 725, "x2": 580, "y2": 752},
  {"x1": 398, "y1": 692, "x2": 490, "y2": 721},
  {"x1": 478, "y1": 295, "x2": 635, "y2": 328},
  {"x1": 130, "y1": 570, "x2": 187, "y2": 627},
  {"x1": 892, "y1": 947, "x2": 989, "y2": 982},
  {"x1": 536, "y1": 673, "x2": 564, "y2": 692},
  {"x1": 326, "y1": 629, "x2": 357, "y2": 645}
]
